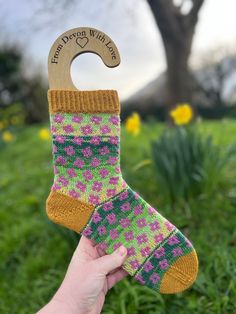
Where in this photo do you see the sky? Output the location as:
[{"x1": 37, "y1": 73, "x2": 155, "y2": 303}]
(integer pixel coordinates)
[{"x1": 1, "y1": 0, "x2": 236, "y2": 100}]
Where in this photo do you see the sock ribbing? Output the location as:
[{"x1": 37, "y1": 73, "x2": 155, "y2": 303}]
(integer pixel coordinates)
[{"x1": 48, "y1": 90, "x2": 120, "y2": 114}]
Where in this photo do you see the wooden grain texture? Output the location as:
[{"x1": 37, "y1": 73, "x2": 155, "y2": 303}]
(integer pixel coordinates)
[{"x1": 48, "y1": 27, "x2": 121, "y2": 90}]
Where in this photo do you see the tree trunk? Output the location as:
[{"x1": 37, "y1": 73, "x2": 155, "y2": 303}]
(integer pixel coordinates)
[
  {"x1": 146, "y1": 0, "x2": 205, "y2": 108},
  {"x1": 163, "y1": 33, "x2": 193, "y2": 106}
]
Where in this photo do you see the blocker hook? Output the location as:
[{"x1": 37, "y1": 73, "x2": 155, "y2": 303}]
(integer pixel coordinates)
[{"x1": 48, "y1": 27, "x2": 121, "y2": 90}]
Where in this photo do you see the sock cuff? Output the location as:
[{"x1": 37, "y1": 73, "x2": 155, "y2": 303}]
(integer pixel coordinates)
[{"x1": 48, "y1": 90, "x2": 120, "y2": 114}]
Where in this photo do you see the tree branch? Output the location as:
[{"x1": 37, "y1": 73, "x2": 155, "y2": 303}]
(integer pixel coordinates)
[
  {"x1": 146, "y1": 0, "x2": 183, "y2": 43},
  {"x1": 188, "y1": 0, "x2": 205, "y2": 24}
]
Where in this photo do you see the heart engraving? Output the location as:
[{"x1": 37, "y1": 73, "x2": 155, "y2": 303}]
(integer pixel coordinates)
[{"x1": 76, "y1": 36, "x2": 89, "y2": 48}]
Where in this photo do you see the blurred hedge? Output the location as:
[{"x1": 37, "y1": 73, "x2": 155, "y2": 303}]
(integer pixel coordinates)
[{"x1": 0, "y1": 46, "x2": 48, "y2": 124}]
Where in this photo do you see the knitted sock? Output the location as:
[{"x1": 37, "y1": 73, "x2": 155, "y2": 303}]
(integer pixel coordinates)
[{"x1": 46, "y1": 90, "x2": 198, "y2": 294}]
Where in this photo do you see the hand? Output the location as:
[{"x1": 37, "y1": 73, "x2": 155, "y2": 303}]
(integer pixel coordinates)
[{"x1": 38, "y1": 236, "x2": 128, "y2": 314}]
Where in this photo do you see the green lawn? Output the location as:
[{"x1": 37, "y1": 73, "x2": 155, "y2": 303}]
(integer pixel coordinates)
[{"x1": 0, "y1": 120, "x2": 236, "y2": 314}]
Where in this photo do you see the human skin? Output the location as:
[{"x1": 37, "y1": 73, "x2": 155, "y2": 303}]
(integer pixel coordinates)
[{"x1": 38, "y1": 236, "x2": 128, "y2": 314}]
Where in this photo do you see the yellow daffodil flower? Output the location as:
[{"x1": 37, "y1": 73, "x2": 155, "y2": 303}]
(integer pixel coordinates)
[
  {"x1": 125, "y1": 112, "x2": 141, "y2": 136},
  {"x1": 0, "y1": 120, "x2": 7, "y2": 130},
  {"x1": 39, "y1": 128, "x2": 50, "y2": 141},
  {"x1": 170, "y1": 104, "x2": 193, "y2": 125},
  {"x1": 11, "y1": 116, "x2": 21, "y2": 125},
  {"x1": 2, "y1": 131, "x2": 14, "y2": 142}
]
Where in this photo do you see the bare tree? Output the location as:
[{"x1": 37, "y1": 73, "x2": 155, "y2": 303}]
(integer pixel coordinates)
[
  {"x1": 147, "y1": 0, "x2": 205, "y2": 107},
  {"x1": 195, "y1": 47, "x2": 236, "y2": 107}
]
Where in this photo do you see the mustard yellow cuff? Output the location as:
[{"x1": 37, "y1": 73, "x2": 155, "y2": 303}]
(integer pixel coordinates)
[{"x1": 48, "y1": 90, "x2": 120, "y2": 114}]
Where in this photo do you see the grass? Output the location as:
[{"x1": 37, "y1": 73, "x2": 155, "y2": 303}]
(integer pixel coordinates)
[{"x1": 0, "y1": 120, "x2": 236, "y2": 313}]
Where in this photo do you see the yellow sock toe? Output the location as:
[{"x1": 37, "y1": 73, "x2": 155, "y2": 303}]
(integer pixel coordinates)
[{"x1": 160, "y1": 250, "x2": 199, "y2": 294}]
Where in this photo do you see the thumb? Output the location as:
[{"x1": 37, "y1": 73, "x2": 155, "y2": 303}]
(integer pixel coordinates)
[{"x1": 95, "y1": 246, "x2": 127, "y2": 275}]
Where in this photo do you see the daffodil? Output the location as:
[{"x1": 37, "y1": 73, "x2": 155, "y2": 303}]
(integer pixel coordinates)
[
  {"x1": 0, "y1": 120, "x2": 7, "y2": 130},
  {"x1": 11, "y1": 116, "x2": 21, "y2": 125},
  {"x1": 125, "y1": 112, "x2": 141, "y2": 135},
  {"x1": 39, "y1": 128, "x2": 50, "y2": 141},
  {"x1": 2, "y1": 131, "x2": 14, "y2": 142},
  {"x1": 170, "y1": 104, "x2": 193, "y2": 126}
]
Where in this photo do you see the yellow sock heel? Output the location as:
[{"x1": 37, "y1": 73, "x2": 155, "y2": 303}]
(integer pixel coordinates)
[{"x1": 46, "y1": 191, "x2": 94, "y2": 233}]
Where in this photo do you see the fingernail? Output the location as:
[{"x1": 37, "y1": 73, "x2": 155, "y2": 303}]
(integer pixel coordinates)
[{"x1": 117, "y1": 246, "x2": 126, "y2": 256}]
